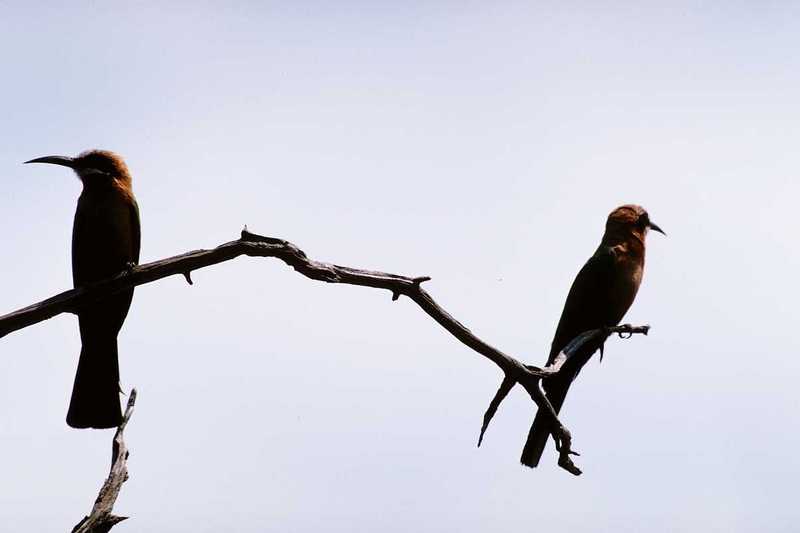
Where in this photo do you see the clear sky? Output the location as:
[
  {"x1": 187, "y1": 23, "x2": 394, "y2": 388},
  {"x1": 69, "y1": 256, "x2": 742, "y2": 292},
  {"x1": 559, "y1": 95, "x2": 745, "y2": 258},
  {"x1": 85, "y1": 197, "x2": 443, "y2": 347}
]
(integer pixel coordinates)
[{"x1": 1, "y1": 2, "x2": 799, "y2": 531}]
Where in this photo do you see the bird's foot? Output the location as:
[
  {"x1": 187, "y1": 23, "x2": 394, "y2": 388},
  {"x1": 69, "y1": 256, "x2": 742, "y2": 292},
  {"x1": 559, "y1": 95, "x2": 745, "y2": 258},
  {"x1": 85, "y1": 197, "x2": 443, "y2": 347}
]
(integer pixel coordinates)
[
  {"x1": 616, "y1": 323, "x2": 634, "y2": 339},
  {"x1": 124, "y1": 262, "x2": 137, "y2": 276}
]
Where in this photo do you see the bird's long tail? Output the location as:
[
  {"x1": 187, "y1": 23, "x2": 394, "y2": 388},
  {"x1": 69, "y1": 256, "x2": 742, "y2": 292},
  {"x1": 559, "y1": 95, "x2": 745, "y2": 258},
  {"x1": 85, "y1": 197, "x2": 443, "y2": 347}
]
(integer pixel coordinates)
[
  {"x1": 520, "y1": 379, "x2": 571, "y2": 468},
  {"x1": 66, "y1": 336, "x2": 122, "y2": 429}
]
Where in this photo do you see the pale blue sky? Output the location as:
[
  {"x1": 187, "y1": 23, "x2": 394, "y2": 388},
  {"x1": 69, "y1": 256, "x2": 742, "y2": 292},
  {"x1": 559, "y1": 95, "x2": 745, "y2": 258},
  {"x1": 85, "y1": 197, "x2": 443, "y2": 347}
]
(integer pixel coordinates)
[{"x1": 1, "y1": 2, "x2": 799, "y2": 532}]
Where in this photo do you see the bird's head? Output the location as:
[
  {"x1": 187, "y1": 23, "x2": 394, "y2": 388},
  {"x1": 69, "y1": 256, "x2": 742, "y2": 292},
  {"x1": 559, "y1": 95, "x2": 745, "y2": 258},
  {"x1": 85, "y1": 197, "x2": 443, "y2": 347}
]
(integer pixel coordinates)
[
  {"x1": 605, "y1": 204, "x2": 665, "y2": 243},
  {"x1": 25, "y1": 149, "x2": 132, "y2": 187}
]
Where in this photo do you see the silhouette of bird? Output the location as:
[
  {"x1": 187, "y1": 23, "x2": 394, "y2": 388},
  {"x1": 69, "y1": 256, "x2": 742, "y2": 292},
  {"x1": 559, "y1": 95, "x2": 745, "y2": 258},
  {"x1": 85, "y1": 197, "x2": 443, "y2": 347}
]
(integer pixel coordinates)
[
  {"x1": 25, "y1": 150, "x2": 140, "y2": 429},
  {"x1": 520, "y1": 204, "x2": 664, "y2": 468}
]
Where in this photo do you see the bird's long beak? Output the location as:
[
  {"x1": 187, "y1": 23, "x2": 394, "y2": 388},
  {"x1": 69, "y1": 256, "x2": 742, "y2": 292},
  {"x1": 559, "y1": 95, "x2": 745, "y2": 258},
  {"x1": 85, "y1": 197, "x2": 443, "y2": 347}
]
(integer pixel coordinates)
[
  {"x1": 24, "y1": 155, "x2": 76, "y2": 168},
  {"x1": 648, "y1": 221, "x2": 666, "y2": 236}
]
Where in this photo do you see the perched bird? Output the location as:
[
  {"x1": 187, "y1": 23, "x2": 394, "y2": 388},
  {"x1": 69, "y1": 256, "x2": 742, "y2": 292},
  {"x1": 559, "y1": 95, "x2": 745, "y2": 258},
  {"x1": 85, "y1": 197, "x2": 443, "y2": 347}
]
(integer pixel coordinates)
[
  {"x1": 520, "y1": 204, "x2": 664, "y2": 468},
  {"x1": 25, "y1": 150, "x2": 140, "y2": 429}
]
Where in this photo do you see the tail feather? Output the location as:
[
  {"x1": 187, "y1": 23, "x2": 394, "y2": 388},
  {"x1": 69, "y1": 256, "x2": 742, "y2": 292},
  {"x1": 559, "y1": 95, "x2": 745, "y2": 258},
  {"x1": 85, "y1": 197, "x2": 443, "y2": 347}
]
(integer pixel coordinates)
[
  {"x1": 66, "y1": 338, "x2": 122, "y2": 429},
  {"x1": 520, "y1": 380, "x2": 571, "y2": 468}
]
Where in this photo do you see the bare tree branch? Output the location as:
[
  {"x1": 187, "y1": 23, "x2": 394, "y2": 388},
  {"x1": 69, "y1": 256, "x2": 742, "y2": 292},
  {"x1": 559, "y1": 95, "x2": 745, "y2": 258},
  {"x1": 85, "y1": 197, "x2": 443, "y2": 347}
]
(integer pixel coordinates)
[
  {"x1": 0, "y1": 229, "x2": 649, "y2": 473},
  {"x1": 71, "y1": 389, "x2": 137, "y2": 533}
]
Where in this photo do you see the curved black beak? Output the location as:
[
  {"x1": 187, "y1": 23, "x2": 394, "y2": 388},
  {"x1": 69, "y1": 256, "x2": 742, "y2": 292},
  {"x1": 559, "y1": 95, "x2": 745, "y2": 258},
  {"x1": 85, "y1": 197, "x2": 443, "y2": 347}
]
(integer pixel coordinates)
[
  {"x1": 24, "y1": 155, "x2": 76, "y2": 168},
  {"x1": 648, "y1": 221, "x2": 666, "y2": 236}
]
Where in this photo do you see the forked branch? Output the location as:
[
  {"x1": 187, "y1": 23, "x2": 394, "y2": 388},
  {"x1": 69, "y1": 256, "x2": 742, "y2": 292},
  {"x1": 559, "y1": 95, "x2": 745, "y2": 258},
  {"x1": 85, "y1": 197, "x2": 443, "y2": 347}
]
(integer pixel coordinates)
[{"x1": 71, "y1": 389, "x2": 137, "y2": 533}]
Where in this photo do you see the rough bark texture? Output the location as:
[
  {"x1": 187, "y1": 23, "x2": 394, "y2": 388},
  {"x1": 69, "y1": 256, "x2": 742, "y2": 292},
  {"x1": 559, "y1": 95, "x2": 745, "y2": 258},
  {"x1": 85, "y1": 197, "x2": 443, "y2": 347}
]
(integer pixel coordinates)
[
  {"x1": 71, "y1": 389, "x2": 137, "y2": 533},
  {"x1": 0, "y1": 229, "x2": 649, "y2": 474}
]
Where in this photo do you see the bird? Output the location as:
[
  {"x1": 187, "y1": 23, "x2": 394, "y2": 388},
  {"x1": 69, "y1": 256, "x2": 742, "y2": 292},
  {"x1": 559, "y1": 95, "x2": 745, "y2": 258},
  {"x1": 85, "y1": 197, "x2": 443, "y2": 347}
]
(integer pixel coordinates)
[
  {"x1": 25, "y1": 150, "x2": 140, "y2": 429},
  {"x1": 520, "y1": 204, "x2": 664, "y2": 468}
]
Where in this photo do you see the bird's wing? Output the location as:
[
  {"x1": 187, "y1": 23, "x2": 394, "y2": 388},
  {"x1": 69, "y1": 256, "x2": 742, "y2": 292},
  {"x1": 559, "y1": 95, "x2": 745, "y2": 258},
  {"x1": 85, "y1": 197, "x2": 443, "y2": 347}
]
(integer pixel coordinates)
[{"x1": 546, "y1": 246, "x2": 617, "y2": 366}]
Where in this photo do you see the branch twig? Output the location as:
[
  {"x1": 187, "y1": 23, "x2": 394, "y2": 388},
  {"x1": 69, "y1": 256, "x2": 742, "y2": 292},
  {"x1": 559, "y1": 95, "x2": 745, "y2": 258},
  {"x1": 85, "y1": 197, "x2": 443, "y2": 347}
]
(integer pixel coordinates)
[
  {"x1": 1, "y1": 229, "x2": 650, "y2": 473},
  {"x1": 71, "y1": 389, "x2": 137, "y2": 533}
]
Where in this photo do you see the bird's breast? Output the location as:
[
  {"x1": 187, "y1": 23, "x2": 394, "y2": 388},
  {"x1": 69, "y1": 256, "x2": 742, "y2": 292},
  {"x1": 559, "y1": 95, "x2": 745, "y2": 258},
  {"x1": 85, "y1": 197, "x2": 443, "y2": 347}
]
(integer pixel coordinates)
[
  {"x1": 72, "y1": 188, "x2": 137, "y2": 286},
  {"x1": 611, "y1": 251, "x2": 644, "y2": 312}
]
